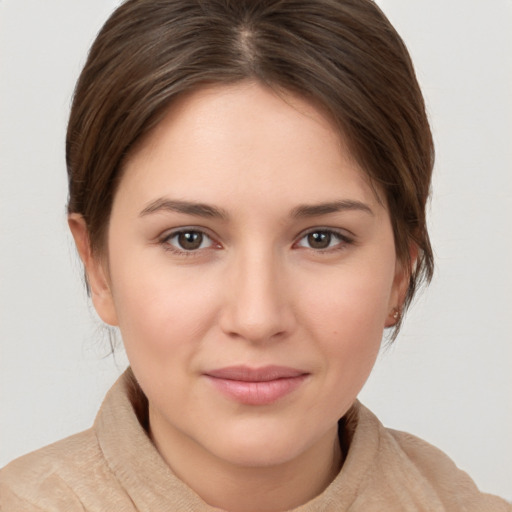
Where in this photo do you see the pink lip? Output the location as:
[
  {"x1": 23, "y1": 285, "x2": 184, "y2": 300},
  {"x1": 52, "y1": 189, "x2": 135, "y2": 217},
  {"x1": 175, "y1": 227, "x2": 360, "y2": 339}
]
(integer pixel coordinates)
[{"x1": 204, "y1": 366, "x2": 309, "y2": 405}]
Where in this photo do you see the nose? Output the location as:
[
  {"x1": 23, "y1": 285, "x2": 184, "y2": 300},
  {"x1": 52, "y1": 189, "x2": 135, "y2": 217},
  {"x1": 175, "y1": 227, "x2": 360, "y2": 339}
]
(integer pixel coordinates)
[{"x1": 219, "y1": 246, "x2": 296, "y2": 344}]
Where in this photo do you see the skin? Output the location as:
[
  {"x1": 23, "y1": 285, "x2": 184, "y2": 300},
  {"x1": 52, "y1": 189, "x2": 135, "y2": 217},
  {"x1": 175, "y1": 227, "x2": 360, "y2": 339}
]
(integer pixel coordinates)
[{"x1": 70, "y1": 81, "x2": 409, "y2": 512}]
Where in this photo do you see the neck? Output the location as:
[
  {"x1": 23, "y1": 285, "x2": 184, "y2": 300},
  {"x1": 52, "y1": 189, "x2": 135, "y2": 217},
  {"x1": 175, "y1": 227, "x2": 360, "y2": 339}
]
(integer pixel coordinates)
[{"x1": 149, "y1": 409, "x2": 342, "y2": 512}]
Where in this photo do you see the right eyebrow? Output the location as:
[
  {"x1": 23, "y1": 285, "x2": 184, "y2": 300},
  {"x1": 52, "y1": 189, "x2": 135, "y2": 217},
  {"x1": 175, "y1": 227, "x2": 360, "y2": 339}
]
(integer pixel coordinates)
[{"x1": 139, "y1": 198, "x2": 229, "y2": 220}]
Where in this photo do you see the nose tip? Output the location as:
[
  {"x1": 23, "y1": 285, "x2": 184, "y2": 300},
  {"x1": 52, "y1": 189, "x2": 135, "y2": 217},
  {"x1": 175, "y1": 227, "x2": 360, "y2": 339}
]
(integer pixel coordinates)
[
  {"x1": 225, "y1": 315, "x2": 287, "y2": 343},
  {"x1": 219, "y1": 256, "x2": 295, "y2": 344}
]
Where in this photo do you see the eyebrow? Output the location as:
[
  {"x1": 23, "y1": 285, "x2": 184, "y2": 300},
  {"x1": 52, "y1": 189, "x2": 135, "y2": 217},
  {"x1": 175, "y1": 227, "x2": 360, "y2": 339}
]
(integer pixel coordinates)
[
  {"x1": 291, "y1": 200, "x2": 374, "y2": 218},
  {"x1": 139, "y1": 198, "x2": 228, "y2": 219},
  {"x1": 139, "y1": 198, "x2": 374, "y2": 220}
]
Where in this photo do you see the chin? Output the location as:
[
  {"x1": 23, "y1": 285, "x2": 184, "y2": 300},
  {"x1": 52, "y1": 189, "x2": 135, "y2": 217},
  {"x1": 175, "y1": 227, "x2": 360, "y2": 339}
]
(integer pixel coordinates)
[
  {"x1": 214, "y1": 439, "x2": 304, "y2": 469},
  {"x1": 202, "y1": 418, "x2": 327, "y2": 469}
]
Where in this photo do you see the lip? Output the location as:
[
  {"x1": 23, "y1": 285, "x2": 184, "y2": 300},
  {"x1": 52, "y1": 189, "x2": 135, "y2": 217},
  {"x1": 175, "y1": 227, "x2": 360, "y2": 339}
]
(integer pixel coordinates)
[{"x1": 204, "y1": 365, "x2": 309, "y2": 405}]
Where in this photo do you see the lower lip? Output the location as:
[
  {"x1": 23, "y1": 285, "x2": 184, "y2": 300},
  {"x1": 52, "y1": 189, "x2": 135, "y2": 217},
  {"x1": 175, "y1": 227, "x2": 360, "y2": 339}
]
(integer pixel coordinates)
[{"x1": 205, "y1": 375, "x2": 308, "y2": 405}]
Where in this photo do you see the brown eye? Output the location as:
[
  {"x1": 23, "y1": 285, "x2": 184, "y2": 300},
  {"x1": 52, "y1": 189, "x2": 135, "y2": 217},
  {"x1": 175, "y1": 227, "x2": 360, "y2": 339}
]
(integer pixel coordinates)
[
  {"x1": 164, "y1": 230, "x2": 213, "y2": 252},
  {"x1": 295, "y1": 229, "x2": 352, "y2": 251},
  {"x1": 307, "y1": 231, "x2": 332, "y2": 249},
  {"x1": 178, "y1": 231, "x2": 203, "y2": 250}
]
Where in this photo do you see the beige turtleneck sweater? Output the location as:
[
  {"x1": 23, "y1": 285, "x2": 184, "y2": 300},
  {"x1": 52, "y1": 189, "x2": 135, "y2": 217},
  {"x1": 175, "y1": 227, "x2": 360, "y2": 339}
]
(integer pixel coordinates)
[{"x1": 0, "y1": 370, "x2": 509, "y2": 511}]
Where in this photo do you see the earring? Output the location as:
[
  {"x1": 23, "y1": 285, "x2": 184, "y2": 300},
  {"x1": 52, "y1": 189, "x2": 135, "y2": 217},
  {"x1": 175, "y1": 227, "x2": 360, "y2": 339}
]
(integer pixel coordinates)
[{"x1": 391, "y1": 307, "x2": 401, "y2": 322}]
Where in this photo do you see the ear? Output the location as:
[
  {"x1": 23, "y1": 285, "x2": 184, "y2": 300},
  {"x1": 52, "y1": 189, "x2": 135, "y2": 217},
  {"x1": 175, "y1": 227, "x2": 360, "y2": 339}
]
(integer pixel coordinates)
[
  {"x1": 68, "y1": 214, "x2": 119, "y2": 326},
  {"x1": 385, "y1": 243, "x2": 418, "y2": 328}
]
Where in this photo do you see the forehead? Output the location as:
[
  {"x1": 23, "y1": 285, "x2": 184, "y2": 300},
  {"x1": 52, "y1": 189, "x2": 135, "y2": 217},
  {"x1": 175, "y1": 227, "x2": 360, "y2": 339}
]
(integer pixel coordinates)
[{"x1": 118, "y1": 81, "x2": 384, "y2": 213}]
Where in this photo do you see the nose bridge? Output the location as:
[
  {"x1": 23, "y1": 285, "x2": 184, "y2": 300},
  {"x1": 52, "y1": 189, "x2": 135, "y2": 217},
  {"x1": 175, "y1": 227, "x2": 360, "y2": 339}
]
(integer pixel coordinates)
[{"x1": 221, "y1": 242, "x2": 293, "y2": 342}]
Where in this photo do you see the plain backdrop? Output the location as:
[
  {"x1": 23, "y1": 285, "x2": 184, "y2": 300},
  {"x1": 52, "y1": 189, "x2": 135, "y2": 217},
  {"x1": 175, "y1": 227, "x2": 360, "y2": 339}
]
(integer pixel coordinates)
[{"x1": 1, "y1": 0, "x2": 511, "y2": 501}]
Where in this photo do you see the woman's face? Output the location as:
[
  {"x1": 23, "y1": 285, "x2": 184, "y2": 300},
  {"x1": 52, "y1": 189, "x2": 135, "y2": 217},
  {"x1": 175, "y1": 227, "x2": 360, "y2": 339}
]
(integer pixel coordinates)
[{"x1": 80, "y1": 82, "x2": 406, "y2": 470}]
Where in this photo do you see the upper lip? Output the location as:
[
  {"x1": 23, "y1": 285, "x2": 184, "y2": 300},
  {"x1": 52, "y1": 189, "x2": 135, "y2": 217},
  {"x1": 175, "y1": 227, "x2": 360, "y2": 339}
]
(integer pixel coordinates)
[{"x1": 205, "y1": 365, "x2": 308, "y2": 382}]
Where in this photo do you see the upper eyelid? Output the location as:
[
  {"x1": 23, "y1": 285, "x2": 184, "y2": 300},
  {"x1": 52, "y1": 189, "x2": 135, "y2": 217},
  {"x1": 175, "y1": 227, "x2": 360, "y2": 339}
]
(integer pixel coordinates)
[
  {"x1": 160, "y1": 226, "x2": 216, "y2": 240},
  {"x1": 296, "y1": 226, "x2": 355, "y2": 240}
]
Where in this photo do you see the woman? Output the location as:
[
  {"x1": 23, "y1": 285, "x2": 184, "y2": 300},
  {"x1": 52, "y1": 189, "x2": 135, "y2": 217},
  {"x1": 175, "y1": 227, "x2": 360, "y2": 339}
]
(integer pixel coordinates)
[{"x1": 0, "y1": 0, "x2": 509, "y2": 510}]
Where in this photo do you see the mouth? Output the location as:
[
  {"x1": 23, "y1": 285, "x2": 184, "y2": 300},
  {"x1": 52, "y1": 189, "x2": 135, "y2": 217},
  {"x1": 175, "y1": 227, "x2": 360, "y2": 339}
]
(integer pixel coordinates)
[{"x1": 204, "y1": 365, "x2": 309, "y2": 405}]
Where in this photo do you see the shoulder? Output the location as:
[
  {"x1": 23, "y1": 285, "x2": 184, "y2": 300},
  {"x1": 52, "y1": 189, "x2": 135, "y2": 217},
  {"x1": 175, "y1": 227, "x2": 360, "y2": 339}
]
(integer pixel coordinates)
[
  {"x1": 0, "y1": 371, "x2": 148, "y2": 511},
  {"x1": 343, "y1": 403, "x2": 510, "y2": 511},
  {"x1": 386, "y1": 426, "x2": 511, "y2": 511},
  {"x1": 0, "y1": 428, "x2": 118, "y2": 511}
]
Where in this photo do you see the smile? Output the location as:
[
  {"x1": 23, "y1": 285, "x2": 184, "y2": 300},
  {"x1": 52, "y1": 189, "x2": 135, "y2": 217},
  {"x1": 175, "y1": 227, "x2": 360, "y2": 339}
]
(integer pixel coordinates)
[{"x1": 204, "y1": 366, "x2": 309, "y2": 405}]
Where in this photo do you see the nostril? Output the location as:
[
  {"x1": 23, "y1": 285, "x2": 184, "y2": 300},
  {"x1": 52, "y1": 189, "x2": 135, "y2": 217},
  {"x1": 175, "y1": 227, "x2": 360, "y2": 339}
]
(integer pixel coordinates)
[{"x1": 219, "y1": 303, "x2": 295, "y2": 344}]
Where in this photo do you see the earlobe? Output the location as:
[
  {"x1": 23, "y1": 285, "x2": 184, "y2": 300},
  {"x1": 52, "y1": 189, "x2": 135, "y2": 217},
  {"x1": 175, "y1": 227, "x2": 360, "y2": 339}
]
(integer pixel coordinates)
[
  {"x1": 385, "y1": 243, "x2": 418, "y2": 328},
  {"x1": 67, "y1": 214, "x2": 119, "y2": 326}
]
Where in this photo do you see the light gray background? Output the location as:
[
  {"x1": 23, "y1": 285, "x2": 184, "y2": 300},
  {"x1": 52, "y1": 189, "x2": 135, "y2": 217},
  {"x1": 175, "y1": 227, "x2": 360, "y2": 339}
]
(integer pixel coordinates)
[{"x1": 1, "y1": 0, "x2": 511, "y2": 500}]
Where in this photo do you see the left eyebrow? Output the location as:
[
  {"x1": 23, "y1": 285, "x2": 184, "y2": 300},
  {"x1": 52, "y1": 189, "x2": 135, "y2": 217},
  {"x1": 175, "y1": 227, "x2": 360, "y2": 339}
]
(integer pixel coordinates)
[{"x1": 290, "y1": 200, "x2": 374, "y2": 218}]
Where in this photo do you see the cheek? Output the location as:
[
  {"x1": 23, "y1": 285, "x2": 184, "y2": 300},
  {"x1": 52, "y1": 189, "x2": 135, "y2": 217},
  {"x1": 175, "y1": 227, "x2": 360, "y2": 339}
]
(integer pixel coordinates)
[
  {"x1": 299, "y1": 263, "x2": 394, "y2": 341},
  {"x1": 108, "y1": 255, "x2": 221, "y2": 359},
  {"x1": 296, "y1": 259, "x2": 395, "y2": 384}
]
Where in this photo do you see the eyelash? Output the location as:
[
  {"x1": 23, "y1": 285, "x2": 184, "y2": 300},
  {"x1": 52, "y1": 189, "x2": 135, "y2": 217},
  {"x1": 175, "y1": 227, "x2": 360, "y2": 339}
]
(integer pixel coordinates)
[
  {"x1": 159, "y1": 227, "x2": 354, "y2": 256},
  {"x1": 160, "y1": 228, "x2": 219, "y2": 256},
  {"x1": 294, "y1": 228, "x2": 354, "y2": 253}
]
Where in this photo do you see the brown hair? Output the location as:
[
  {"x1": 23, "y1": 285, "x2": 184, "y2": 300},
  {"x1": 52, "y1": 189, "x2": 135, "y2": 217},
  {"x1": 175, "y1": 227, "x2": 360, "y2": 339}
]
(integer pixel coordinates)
[{"x1": 67, "y1": 0, "x2": 434, "y2": 336}]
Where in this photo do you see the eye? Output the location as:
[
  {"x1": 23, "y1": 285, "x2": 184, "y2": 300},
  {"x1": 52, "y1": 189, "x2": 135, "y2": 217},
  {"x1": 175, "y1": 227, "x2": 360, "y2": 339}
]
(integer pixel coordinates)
[
  {"x1": 295, "y1": 229, "x2": 352, "y2": 251},
  {"x1": 162, "y1": 229, "x2": 216, "y2": 252}
]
